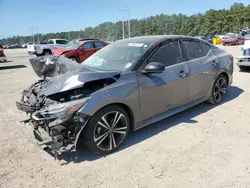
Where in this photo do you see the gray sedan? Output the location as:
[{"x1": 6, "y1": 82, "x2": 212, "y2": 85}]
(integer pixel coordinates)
[{"x1": 16, "y1": 35, "x2": 233, "y2": 157}]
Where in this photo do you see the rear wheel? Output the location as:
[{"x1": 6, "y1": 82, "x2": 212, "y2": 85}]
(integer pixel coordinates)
[
  {"x1": 44, "y1": 51, "x2": 51, "y2": 56},
  {"x1": 84, "y1": 105, "x2": 130, "y2": 155},
  {"x1": 207, "y1": 74, "x2": 228, "y2": 104}
]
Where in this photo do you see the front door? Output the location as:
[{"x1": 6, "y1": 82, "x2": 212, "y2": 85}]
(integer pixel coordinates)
[
  {"x1": 79, "y1": 42, "x2": 95, "y2": 62},
  {"x1": 137, "y1": 40, "x2": 190, "y2": 121}
]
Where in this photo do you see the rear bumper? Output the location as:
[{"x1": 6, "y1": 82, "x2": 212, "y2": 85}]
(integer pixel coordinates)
[{"x1": 0, "y1": 56, "x2": 7, "y2": 62}]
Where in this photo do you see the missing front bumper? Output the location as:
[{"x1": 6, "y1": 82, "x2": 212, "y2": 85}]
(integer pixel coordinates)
[{"x1": 21, "y1": 121, "x2": 75, "y2": 155}]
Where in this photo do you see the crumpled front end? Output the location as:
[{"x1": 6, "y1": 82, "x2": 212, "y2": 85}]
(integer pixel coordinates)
[
  {"x1": 16, "y1": 79, "x2": 91, "y2": 155},
  {"x1": 16, "y1": 56, "x2": 120, "y2": 156}
]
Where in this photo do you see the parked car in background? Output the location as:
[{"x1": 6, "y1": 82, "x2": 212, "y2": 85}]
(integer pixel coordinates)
[
  {"x1": 0, "y1": 45, "x2": 7, "y2": 62},
  {"x1": 222, "y1": 35, "x2": 245, "y2": 46},
  {"x1": 242, "y1": 28, "x2": 250, "y2": 35},
  {"x1": 27, "y1": 39, "x2": 69, "y2": 56},
  {"x1": 201, "y1": 35, "x2": 215, "y2": 43},
  {"x1": 52, "y1": 38, "x2": 108, "y2": 63},
  {"x1": 16, "y1": 35, "x2": 233, "y2": 156},
  {"x1": 244, "y1": 34, "x2": 250, "y2": 41},
  {"x1": 237, "y1": 40, "x2": 250, "y2": 71}
]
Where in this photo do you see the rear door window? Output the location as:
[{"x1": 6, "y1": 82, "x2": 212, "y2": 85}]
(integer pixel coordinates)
[
  {"x1": 56, "y1": 40, "x2": 68, "y2": 44},
  {"x1": 149, "y1": 40, "x2": 184, "y2": 67},
  {"x1": 200, "y1": 42, "x2": 210, "y2": 56},
  {"x1": 94, "y1": 42, "x2": 105, "y2": 48},
  {"x1": 182, "y1": 40, "x2": 204, "y2": 60},
  {"x1": 83, "y1": 42, "x2": 94, "y2": 49}
]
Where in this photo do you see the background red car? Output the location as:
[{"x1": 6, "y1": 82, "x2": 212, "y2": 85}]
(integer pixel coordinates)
[
  {"x1": 52, "y1": 38, "x2": 108, "y2": 63},
  {"x1": 0, "y1": 44, "x2": 7, "y2": 62},
  {"x1": 222, "y1": 35, "x2": 245, "y2": 46}
]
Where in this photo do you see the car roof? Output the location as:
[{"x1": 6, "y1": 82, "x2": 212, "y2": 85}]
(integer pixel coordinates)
[
  {"x1": 78, "y1": 39, "x2": 106, "y2": 44},
  {"x1": 115, "y1": 35, "x2": 201, "y2": 44},
  {"x1": 77, "y1": 38, "x2": 99, "y2": 41}
]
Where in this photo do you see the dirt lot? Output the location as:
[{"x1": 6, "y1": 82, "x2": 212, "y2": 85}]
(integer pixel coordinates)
[{"x1": 0, "y1": 46, "x2": 250, "y2": 188}]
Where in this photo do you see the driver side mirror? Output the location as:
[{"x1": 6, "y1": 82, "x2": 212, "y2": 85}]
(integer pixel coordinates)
[{"x1": 142, "y1": 62, "x2": 165, "y2": 74}]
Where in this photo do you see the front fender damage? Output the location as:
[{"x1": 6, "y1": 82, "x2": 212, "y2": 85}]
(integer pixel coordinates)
[{"x1": 16, "y1": 56, "x2": 121, "y2": 159}]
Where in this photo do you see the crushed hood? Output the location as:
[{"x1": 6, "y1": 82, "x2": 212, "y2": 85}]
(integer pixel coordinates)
[{"x1": 29, "y1": 56, "x2": 120, "y2": 96}]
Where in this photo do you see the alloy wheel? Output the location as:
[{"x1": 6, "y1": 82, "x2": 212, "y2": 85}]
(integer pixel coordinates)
[
  {"x1": 93, "y1": 111, "x2": 128, "y2": 151},
  {"x1": 213, "y1": 77, "x2": 227, "y2": 103}
]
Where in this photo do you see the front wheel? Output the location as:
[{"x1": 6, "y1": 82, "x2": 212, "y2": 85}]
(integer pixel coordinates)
[
  {"x1": 84, "y1": 105, "x2": 131, "y2": 155},
  {"x1": 207, "y1": 74, "x2": 228, "y2": 104}
]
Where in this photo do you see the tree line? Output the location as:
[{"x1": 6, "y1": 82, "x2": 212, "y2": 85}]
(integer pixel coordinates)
[{"x1": 1, "y1": 2, "x2": 250, "y2": 45}]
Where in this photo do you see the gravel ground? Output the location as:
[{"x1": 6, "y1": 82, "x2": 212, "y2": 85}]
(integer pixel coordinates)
[{"x1": 0, "y1": 46, "x2": 250, "y2": 188}]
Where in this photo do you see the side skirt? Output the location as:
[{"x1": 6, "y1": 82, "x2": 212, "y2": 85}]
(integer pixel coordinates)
[{"x1": 133, "y1": 96, "x2": 208, "y2": 131}]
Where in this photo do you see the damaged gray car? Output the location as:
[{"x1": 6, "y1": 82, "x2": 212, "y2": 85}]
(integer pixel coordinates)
[{"x1": 16, "y1": 35, "x2": 233, "y2": 157}]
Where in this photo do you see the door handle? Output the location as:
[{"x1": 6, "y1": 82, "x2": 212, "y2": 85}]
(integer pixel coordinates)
[
  {"x1": 179, "y1": 70, "x2": 188, "y2": 78},
  {"x1": 212, "y1": 59, "x2": 219, "y2": 67}
]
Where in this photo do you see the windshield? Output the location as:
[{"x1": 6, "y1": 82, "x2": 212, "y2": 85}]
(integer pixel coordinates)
[
  {"x1": 65, "y1": 40, "x2": 80, "y2": 49},
  {"x1": 81, "y1": 42, "x2": 150, "y2": 72}
]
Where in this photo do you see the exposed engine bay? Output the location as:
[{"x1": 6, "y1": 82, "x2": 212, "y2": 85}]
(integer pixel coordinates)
[{"x1": 16, "y1": 56, "x2": 120, "y2": 157}]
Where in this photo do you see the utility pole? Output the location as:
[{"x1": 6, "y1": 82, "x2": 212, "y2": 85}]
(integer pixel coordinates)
[
  {"x1": 119, "y1": 9, "x2": 125, "y2": 39},
  {"x1": 128, "y1": 10, "x2": 131, "y2": 38},
  {"x1": 119, "y1": 8, "x2": 131, "y2": 39},
  {"x1": 30, "y1": 27, "x2": 39, "y2": 43}
]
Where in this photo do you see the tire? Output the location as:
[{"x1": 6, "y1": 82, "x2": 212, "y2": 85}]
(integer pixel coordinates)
[
  {"x1": 83, "y1": 105, "x2": 131, "y2": 155},
  {"x1": 207, "y1": 74, "x2": 228, "y2": 105},
  {"x1": 43, "y1": 50, "x2": 51, "y2": 56}
]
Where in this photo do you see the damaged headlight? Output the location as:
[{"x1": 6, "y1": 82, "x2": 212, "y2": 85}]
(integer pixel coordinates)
[{"x1": 32, "y1": 97, "x2": 90, "y2": 120}]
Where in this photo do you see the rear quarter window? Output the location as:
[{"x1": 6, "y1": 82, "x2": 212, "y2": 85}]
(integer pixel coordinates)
[{"x1": 200, "y1": 42, "x2": 211, "y2": 56}]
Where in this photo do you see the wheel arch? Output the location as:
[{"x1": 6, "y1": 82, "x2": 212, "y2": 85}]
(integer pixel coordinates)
[
  {"x1": 87, "y1": 103, "x2": 135, "y2": 129},
  {"x1": 68, "y1": 56, "x2": 79, "y2": 63},
  {"x1": 74, "y1": 102, "x2": 135, "y2": 149},
  {"x1": 43, "y1": 49, "x2": 52, "y2": 54},
  {"x1": 219, "y1": 71, "x2": 229, "y2": 85},
  {"x1": 208, "y1": 70, "x2": 230, "y2": 97}
]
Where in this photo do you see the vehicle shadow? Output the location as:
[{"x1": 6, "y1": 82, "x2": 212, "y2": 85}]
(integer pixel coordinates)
[
  {"x1": 0, "y1": 65, "x2": 27, "y2": 70},
  {"x1": 58, "y1": 86, "x2": 243, "y2": 164},
  {"x1": 0, "y1": 60, "x2": 13, "y2": 63}
]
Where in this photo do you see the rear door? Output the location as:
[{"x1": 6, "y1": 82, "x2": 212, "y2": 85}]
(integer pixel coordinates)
[
  {"x1": 137, "y1": 40, "x2": 190, "y2": 121},
  {"x1": 78, "y1": 42, "x2": 95, "y2": 62},
  {"x1": 181, "y1": 39, "x2": 219, "y2": 102}
]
